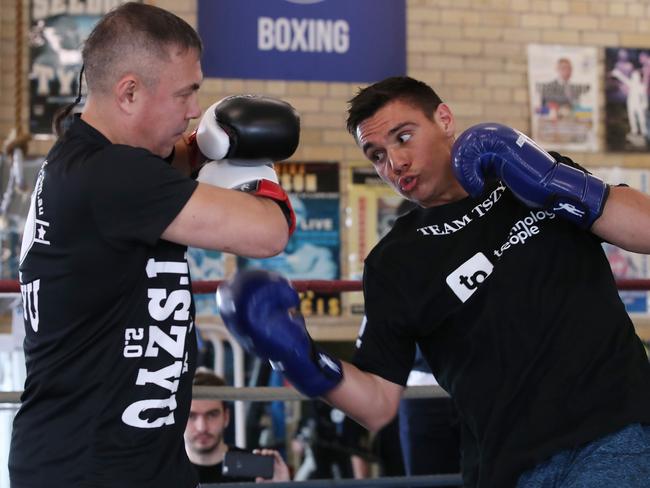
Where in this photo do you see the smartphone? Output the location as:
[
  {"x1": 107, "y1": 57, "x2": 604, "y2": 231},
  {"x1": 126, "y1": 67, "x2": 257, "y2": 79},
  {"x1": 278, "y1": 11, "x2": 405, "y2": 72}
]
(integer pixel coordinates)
[{"x1": 222, "y1": 451, "x2": 274, "y2": 479}]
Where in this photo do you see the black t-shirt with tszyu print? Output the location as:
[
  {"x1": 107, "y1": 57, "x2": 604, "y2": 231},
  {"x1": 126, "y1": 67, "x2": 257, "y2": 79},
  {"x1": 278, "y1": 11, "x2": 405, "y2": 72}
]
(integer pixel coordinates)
[{"x1": 10, "y1": 116, "x2": 200, "y2": 488}]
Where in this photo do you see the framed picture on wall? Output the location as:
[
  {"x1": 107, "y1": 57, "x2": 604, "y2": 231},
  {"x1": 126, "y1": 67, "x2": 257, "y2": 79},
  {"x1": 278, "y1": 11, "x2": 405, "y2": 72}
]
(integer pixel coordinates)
[
  {"x1": 237, "y1": 162, "x2": 342, "y2": 317},
  {"x1": 28, "y1": 2, "x2": 143, "y2": 136},
  {"x1": 527, "y1": 44, "x2": 598, "y2": 152},
  {"x1": 346, "y1": 166, "x2": 407, "y2": 315},
  {"x1": 605, "y1": 47, "x2": 650, "y2": 152}
]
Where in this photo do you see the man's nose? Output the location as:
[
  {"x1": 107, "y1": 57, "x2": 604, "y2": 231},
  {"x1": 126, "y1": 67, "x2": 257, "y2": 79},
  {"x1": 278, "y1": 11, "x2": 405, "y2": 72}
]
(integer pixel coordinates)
[
  {"x1": 388, "y1": 148, "x2": 409, "y2": 174},
  {"x1": 194, "y1": 415, "x2": 207, "y2": 430},
  {"x1": 188, "y1": 95, "x2": 202, "y2": 120}
]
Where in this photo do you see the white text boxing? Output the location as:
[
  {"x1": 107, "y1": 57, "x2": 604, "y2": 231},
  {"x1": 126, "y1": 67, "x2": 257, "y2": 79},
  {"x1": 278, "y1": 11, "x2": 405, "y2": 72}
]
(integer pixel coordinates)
[{"x1": 258, "y1": 17, "x2": 349, "y2": 53}]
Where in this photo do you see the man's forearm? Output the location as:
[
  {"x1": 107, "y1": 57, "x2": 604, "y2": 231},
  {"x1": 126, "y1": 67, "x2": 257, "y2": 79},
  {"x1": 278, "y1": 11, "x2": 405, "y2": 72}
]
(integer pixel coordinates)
[{"x1": 324, "y1": 361, "x2": 404, "y2": 433}]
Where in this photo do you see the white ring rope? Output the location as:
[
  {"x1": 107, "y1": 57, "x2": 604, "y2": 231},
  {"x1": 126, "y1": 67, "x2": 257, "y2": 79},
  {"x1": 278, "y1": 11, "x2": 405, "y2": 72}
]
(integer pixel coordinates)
[{"x1": 0, "y1": 385, "x2": 449, "y2": 406}]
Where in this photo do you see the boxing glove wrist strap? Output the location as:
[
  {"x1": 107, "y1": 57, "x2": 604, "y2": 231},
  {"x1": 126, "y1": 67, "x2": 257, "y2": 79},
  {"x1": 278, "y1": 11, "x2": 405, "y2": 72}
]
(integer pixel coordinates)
[
  {"x1": 543, "y1": 163, "x2": 609, "y2": 228},
  {"x1": 271, "y1": 340, "x2": 343, "y2": 398},
  {"x1": 234, "y1": 179, "x2": 296, "y2": 235}
]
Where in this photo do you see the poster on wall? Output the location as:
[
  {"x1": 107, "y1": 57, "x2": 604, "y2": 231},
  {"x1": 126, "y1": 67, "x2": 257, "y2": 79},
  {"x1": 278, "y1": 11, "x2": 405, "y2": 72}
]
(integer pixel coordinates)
[
  {"x1": 29, "y1": 1, "x2": 133, "y2": 135},
  {"x1": 346, "y1": 166, "x2": 406, "y2": 315},
  {"x1": 605, "y1": 47, "x2": 650, "y2": 152},
  {"x1": 187, "y1": 248, "x2": 226, "y2": 316},
  {"x1": 198, "y1": 0, "x2": 405, "y2": 82},
  {"x1": 238, "y1": 162, "x2": 341, "y2": 317},
  {"x1": 0, "y1": 157, "x2": 42, "y2": 279},
  {"x1": 590, "y1": 167, "x2": 650, "y2": 314},
  {"x1": 527, "y1": 44, "x2": 598, "y2": 152}
]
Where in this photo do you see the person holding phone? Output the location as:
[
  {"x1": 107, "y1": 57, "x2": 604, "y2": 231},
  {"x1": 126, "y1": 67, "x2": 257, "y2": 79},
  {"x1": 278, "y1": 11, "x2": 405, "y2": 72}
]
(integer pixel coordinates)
[{"x1": 184, "y1": 368, "x2": 291, "y2": 483}]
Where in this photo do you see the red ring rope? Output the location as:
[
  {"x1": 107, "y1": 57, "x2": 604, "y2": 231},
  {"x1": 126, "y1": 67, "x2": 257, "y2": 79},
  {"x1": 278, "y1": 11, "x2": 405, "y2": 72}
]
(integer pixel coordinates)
[{"x1": 0, "y1": 279, "x2": 649, "y2": 293}]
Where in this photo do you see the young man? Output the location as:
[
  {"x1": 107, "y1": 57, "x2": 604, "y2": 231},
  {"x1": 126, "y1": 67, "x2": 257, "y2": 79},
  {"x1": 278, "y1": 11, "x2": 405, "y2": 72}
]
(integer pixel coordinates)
[
  {"x1": 10, "y1": 3, "x2": 296, "y2": 487},
  {"x1": 216, "y1": 76, "x2": 650, "y2": 487},
  {"x1": 185, "y1": 369, "x2": 290, "y2": 483}
]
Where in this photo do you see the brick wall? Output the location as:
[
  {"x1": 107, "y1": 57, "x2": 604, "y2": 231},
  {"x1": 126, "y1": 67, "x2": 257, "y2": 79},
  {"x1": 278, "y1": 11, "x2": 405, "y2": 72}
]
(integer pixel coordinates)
[{"x1": 4, "y1": 1, "x2": 650, "y2": 164}]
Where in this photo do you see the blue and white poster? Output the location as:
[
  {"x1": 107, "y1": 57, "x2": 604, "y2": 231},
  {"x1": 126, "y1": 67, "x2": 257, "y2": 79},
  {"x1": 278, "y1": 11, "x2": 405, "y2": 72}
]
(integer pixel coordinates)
[
  {"x1": 198, "y1": 0, "x2": 406, "y2": 82},
  {"x1": 187, "y1": 248, "x2": 226, "y2": 316},
  {"x1": 238, "y1": 162, "x2": 341, "y2": 316}
]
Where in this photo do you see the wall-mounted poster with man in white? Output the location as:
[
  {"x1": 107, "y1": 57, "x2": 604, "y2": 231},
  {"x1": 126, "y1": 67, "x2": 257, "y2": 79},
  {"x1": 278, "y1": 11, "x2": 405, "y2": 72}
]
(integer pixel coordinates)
[{"x1": 605, "y1": 47, "x2": 650, "y2": 152}]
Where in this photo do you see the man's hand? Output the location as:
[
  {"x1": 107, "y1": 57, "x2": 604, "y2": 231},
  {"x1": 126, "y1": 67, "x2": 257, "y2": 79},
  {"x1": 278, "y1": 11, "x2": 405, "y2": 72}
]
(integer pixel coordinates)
[{"x1": 252, "y1": 449, "x2": 291, "y2": 482}]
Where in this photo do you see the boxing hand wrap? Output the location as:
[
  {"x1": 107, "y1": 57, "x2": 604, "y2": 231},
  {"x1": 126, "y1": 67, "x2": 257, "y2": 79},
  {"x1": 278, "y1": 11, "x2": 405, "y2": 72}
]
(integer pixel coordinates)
[
  {"x1": 451, "y1": 123, "x2": 609, "y2": 228},
  {"x1": 198, "y1": 160, "x2": 296, "y2": 235},
  {"x1": 217, "y1": 269, "x2": 343, "y2": 398},
  {"x1": 196, "y1": 95, "x2": 300, "y2": 164},
  {"x1": 183, "y1": 129, "x2": 208, "y2": 172}
]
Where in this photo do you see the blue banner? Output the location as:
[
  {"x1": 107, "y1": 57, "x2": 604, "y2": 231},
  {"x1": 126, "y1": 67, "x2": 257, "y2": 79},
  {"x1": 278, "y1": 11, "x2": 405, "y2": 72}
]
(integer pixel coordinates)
[
  {"x1": 198, "y1": 0, "x2": 406, "y2": 82},
  {"x1": 237, "y1": 162, "x2": 342, "y2": 316}
]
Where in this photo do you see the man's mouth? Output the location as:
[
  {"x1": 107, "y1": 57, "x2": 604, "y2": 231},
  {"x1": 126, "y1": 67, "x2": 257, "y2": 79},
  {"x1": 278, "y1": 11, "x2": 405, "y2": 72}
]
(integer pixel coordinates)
[
  {"x1": 194, "y1": 434, "x2": 215, "y2": 444},
  {"x1": 399, "y1": 175, "x2": 417, "y2": 192}
]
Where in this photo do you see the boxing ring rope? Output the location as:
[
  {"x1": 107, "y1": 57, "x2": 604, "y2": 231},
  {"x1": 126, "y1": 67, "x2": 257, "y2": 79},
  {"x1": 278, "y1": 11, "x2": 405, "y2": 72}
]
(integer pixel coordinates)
[
  {"x1": 184, "y1": 278, "x2": 650, "y2": 293},
  {"x1": 1, "y1": 278, "x2": 649, "y2": 293},
  {"x1": 0, "y1": 385, "x2": 449, "y2": 405},
  {"x1": 211, "y1": 473, "x2": 464, "y2": 487}
]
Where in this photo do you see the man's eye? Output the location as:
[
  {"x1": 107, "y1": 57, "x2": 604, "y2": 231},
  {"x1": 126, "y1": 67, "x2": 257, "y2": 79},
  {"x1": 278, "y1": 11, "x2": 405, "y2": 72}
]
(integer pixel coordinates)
[
  {"x1": 399, "y1": 133, "x2": 412, "y2": 143},
  {"x1": 371, "y1": 151, "x2": 385, "y2": 164}
]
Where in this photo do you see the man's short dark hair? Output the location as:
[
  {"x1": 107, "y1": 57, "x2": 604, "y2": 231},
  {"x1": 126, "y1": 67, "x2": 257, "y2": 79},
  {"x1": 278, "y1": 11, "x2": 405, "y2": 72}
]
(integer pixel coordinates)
[
  {"x1": 192, "y1": 368, "x2": 229, "y2": 410},
  {"x1": 346, "y1": 76, "x2": 443, "y2": 139},
  {"x1": 54, "y1": 2, "x2": 202, "y2": 136},
  {"x1": 193, "y1": 367, "x2": 226, "y2": 387},
  {"x1": 82, "y1": 1, "x2": 203, "y2": 94}
]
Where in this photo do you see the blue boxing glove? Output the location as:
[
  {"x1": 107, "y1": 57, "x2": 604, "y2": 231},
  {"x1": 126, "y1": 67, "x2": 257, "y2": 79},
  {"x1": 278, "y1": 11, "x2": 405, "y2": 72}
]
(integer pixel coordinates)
[
  {"x1": 216, "y1": 269, "x2": 343, "y2": 397},
  {"x1": 451, "y1": 123, "x2": 609, "y2": 228}
]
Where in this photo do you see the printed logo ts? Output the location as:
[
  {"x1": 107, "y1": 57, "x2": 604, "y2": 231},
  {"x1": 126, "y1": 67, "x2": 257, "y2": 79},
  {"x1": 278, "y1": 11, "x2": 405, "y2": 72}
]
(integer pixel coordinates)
[{"x1": 446, "y1": 252, "x2": 494, "y2": 303}]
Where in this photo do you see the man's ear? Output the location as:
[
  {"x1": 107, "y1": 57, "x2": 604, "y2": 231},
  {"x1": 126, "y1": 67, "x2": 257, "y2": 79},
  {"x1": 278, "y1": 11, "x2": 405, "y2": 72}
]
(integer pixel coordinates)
[
  {"x1": 115, "y1": 74, "x2": 139, "y2": 114},
  {"x1": 434, "y1": 103, "x2": 455, "y2": 137}
]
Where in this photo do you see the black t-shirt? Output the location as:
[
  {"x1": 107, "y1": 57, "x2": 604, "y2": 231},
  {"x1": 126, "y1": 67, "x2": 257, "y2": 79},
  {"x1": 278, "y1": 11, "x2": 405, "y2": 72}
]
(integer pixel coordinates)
[
  {"x1": 354, "y1": 182, "x2": 650, "y2": 487},
  {"x1": 191, "y1": 446, "x2": 253, "y2": 484},
  {"x1": 9, "y1": 116, "x2": 200, "y2": 488}
]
